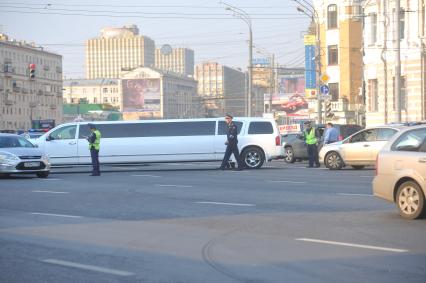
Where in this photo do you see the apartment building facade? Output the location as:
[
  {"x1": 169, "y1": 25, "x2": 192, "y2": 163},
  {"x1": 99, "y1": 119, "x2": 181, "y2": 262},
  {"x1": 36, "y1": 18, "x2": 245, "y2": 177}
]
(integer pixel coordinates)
[
  {"x1": 195, "y1": 62, "x2": 245, "y2": 117},
  {"x1": 155, "y1": 46, "x2": 194, "y2": 77},
  {"x1": 86, "y1": 25, "x2": 155, "y2": 79},
  {"x1": 0, "y1": 33, "x2": 63, "y2": 130},
  {"x1": 363, "y1": 0, "x2": 426, "y2": 125},
  {"x1": 314, "y1": 0, "x2": 364, "y2": 124}
]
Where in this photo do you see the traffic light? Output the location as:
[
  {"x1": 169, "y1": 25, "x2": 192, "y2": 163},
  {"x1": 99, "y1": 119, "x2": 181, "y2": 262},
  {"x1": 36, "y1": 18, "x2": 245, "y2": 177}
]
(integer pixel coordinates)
[
  {"x1": 325, "y1": 100, "x2": 334, "y2": 118},
  {"x1": 29, "y1": 63, "x2": 36, "y2": 79}
]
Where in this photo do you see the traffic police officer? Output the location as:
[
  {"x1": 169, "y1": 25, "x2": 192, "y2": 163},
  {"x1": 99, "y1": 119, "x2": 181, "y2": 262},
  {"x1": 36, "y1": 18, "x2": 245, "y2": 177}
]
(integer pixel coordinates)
[
  {"x1": 87, "y1": 123, "x2": 101, "y2": 176},
  {"x1": 219, "y1": 114, "x2": 244, "y2": 170},
  {"x1": 303, "y1": 121, "x2": 320, "y2": 168}
]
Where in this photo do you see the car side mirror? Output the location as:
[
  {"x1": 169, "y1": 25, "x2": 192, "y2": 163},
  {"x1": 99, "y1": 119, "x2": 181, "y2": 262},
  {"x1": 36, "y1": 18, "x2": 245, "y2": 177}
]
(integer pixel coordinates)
[{"x1": 46, "y1": 135, "x2": 53, "y2": 141}]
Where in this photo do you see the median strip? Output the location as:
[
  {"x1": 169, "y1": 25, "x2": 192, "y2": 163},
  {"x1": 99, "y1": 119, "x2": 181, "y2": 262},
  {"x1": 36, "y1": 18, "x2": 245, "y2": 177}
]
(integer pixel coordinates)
[
  {"x1": 41, "y1": 259, "x2": 134, "y2": 276},
  {"x1": 30, "y1": 212, "x2": 82, "y2": 218},
  {"x1": 295, "y1": 238, "x2": 409, "y2": 253},
  {"x1": 195, "y1": 201, "x2": 255, "y2": 207}
]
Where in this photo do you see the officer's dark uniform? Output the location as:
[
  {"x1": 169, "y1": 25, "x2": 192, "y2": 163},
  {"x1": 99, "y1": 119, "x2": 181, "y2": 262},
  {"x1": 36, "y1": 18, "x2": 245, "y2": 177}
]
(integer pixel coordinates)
[{"x1": 220, "y1": 118, "x2": 244, "y2": 170}]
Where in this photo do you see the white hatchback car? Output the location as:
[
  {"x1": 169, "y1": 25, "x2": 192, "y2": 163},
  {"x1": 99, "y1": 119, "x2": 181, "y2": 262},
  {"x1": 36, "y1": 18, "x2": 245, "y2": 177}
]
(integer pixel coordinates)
[
  {"x1": 319, "y1": 126, "x2": 404, "y2": 170},
  {"x1": 373, "y1": 125, "x2": 426, "y2": 219}
]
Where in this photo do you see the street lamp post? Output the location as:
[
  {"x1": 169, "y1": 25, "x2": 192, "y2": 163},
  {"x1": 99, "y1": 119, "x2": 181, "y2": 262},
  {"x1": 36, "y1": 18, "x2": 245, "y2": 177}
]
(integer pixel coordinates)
[
  {"x1": 293, "y1": 0, "x2": 323, "y2": 124},
  {"x1": 223, "y1": 2, "x2": 253, "y2": 117}
]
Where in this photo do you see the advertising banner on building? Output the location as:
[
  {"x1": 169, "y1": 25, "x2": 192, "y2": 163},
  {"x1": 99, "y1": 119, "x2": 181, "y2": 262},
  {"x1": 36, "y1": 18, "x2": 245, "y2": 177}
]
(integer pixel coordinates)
[
  {"x1": 265, "y1": 93, "x2": 309, "y2": 117},
  {"x1": 122, "y1": 79, "x2": 161, "y2": 118},
  {"x1": 304, "y1": 35, "x2": 317, "y2": 98},
  {"x1": 278, "y1": 74, "x2": 305, "y2": 95}
]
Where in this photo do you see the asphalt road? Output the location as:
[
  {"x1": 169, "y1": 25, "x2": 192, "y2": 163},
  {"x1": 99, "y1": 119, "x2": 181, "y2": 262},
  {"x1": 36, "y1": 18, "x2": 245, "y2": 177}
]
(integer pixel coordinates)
[{"x1": 0, "y1": 161, "x2": 425, "y2": 283}]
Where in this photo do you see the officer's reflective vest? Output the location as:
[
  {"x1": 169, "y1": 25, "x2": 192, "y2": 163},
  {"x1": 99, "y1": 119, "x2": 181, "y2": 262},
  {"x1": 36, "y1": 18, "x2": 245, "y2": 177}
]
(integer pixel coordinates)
[
  {"x1": 89, "y1": 130, "x2": 101, "y2": 150},
  {"x1": 304, "y1": 128, "x2": 317, "y2": 145}
]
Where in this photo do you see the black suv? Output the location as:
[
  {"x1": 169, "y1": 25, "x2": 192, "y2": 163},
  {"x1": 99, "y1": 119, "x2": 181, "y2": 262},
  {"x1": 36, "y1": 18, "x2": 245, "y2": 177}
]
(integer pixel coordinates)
[{"x1": 282, "y1": 124, "x2": 362, "y2": 163}]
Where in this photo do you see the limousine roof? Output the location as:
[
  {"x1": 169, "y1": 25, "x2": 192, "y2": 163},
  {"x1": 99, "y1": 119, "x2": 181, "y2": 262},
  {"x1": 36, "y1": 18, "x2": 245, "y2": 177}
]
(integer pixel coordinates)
[{"x1": 61, "y1": 117, "x2": 275, "y2": 126}]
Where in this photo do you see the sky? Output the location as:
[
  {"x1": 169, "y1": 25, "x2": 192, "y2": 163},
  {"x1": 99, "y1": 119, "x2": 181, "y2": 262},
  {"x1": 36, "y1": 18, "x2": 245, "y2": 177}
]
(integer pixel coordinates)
[{"x1": 0, "y1": 0, "x2": 311, "y2": 79}]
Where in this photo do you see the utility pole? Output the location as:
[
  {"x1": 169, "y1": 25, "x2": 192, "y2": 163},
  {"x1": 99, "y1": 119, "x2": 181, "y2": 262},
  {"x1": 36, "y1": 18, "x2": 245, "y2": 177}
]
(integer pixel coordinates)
[
  {"x1": 395, "y1": 0, "x2": 402, "y2": 122},
  {"x1": 269, "y1": 54, "x2": 275, "y2": 113}
]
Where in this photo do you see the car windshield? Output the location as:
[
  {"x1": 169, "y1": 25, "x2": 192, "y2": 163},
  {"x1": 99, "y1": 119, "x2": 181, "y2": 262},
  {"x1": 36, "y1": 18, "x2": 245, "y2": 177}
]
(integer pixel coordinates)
[{"x1": 0, "y1": 136, "x2": 35, "y2": 148}]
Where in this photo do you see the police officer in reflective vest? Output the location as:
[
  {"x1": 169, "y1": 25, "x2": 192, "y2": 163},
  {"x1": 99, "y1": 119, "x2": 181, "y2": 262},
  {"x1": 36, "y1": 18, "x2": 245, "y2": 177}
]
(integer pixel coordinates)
[
  {"x1": 219, "y1": 114, "x2": 244, "y2": 171},
  {"x1": 87, "y1": 123, "x2": 101, "y2": 176},
  {"x1": 303, "y1": 121, "x2": 320, "y2": 168}
]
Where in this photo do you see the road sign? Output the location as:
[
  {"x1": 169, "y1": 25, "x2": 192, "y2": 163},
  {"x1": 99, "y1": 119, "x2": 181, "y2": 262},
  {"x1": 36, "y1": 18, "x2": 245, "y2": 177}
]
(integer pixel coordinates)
[
  {"x1": 321, "y1": 74, "x2": 330, "y2": 83},
  {"x1": 320, "y1": 85, "x2": 330, "y2": 95}
]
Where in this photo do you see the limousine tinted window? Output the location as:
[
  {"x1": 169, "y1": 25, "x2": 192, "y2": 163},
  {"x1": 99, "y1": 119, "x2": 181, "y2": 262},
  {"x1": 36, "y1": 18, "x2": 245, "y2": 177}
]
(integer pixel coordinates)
[
  {"x1": 218, "y1": 121, "x2": 243, "y2": 135},
  {"x1": 79, "y1": 121, "x2": 216, "y2": 138},
  {"x1": 248, "y1": 122, "x2": 273, "y2": 134}
]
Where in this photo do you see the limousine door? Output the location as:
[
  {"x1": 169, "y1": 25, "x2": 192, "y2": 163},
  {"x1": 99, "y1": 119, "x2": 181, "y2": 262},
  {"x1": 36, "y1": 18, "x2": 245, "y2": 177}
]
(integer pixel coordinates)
[{"x1": 42, "y1": 125, "x2": 79, "y2": 165}]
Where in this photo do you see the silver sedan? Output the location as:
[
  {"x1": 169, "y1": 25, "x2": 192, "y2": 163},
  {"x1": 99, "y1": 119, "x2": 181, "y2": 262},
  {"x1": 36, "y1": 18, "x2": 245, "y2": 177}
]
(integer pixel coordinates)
[{"x1": 0, "y1": 134, "x2": 50, "y2": 178}]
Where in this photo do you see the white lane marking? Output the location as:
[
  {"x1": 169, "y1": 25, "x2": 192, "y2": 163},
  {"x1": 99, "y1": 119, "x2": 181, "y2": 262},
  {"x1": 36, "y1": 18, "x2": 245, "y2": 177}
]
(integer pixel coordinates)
[
  {"x1": 32, "y1": 190, "x2": 69, "y2": 194},
  {"x1": 39, "y1": 178, "x2": 62, "y2": 181},
  {"x1": 131, "y1": 174, "x2": 161, "y2": 178},
  {"x1": 195, "y1": 201, "x2": 255, "y2": 207},
  {"x1": 337, "y1": 193, "x2": 374, "y2": 197},
  {"x1": 155, "y1": 184, "x2": 193, "y2": 188},
  {"x1": 41, "y1": 259, "x2": 134, "y2": 276},
  {"x1": 360, "y1": 176, "x2": 374, "y2": 178},
  {"x1": 268, "y1": 180, "x2": 307, "y2": 184},
  {"x1": 295, "y1": 238, "x2": 409, "y2": 253},
  {"x1": 30, "y1": 212, "x2": 82, "y2": 219}
]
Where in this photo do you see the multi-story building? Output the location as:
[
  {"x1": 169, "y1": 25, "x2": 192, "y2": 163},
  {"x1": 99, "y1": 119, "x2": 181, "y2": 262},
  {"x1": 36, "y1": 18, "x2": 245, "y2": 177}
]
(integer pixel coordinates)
[
  {"x1": 63, "y1": 79, "x2": 121, "y2": 110},
  {"x1": 0, "y1": 33, "x2": 63, "y2": 130},
  {"x1": 195, "y1": 62, "x2": 245, "y2": 117},
  {"x1": 86, "y1": 25, "x2": 155, "y2": 79},
  {"x1": 120, "y1": 67, "x2": 200, "y2": 120},
  {"x1": 363, "y1": 0, "x2": 426, "y2": 126},
  {"x1": 155, "y1": 46, "x2": 194, "y2": 77},
  {"x1": 313, "y1": 0, "x2": 364, "y2": 124}
]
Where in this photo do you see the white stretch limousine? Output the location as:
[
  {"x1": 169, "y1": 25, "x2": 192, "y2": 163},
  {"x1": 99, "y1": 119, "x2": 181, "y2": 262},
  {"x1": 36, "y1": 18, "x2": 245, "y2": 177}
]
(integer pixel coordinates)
[{"x1": 34, "y1": 118, "x2": 284, "y2": 169}]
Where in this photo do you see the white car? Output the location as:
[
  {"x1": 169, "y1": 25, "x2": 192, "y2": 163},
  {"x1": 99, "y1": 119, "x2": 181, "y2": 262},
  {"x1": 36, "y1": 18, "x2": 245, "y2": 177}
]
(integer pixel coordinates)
[
  {"x1": 319, "y1": 126, "x2": 404, "y2": 170},
  {"x1": 34, "y1": 118, "x2": 284, "y2": 169}
]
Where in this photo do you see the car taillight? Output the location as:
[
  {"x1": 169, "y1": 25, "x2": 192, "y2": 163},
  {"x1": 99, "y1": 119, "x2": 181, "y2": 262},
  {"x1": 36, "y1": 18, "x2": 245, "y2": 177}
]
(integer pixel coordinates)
[
  {"x1": 338, "y1": 135, "x2": 343, "y2": 141},
  {"x1": 275, "y1": 135, "x2": 281, "y2": 146},
  {"x1": 375, "y1": 156, "x2": 379, "y2": 176}
]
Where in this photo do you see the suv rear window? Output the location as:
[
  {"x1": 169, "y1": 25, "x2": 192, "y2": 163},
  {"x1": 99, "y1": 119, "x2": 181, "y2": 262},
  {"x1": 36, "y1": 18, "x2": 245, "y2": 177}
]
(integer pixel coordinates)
[{"x1": 248, "y1": 122, "x2": 273, "y2": 134}]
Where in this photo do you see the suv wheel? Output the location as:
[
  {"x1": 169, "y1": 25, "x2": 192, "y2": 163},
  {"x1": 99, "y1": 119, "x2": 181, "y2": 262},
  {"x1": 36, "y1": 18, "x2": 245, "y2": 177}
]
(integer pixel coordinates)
[
  {"x1": 241, "y1": 147, "x2": 264, "y2": 169},
  {"x1": 284, "y1": 147, "x2": 295, "y2": 163},
  {"x1": 325, "y1": 152, "x2": 343, "y2": 170},
  {"x1": 36, "y1": 171, "x2": 49, "y2": 178},
  {"x1": 396, "y1": 181, "x2": 425, "y2": 220}
]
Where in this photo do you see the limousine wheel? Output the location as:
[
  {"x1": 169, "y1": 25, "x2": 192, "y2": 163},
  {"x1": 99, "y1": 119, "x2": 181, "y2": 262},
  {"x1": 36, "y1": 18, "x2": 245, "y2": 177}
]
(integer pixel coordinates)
[
  {"x1": 36, "y1": 171, "x2": 49, "y2": 178},
  {"x1": 325, "y1": 152, "x2": 343, "y2": 170},
  {"x1": 242, "y1": 147, "x2": 264, "y2": 169},
  {"x1": 396, "y1": 181, "x2": 425, "y2": 220}
]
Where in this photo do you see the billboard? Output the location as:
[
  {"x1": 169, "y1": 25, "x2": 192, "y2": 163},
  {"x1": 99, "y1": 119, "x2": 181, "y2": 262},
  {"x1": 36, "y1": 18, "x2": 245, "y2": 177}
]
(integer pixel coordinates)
[
  {"x1": 122, "y1": 79, "x2": 161, "y2": 113},
  {"x1": 304, "y1": 35, "x2": 317, "y2": 98},
  {"x1": 278, "y1": 75, "x2": 305, "y2": 95},
  {"x1": 266, "y1": 93, "x2": 309, "y2": 117}
]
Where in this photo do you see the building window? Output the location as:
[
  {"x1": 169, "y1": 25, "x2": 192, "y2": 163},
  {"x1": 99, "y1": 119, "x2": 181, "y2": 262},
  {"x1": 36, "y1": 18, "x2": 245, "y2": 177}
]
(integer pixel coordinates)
[
  {"x1": 328, "y1": 45, "x2": 338, "y2": 65},
  {"x1": 370, "y1": 13, "x2": 377, "y2": 44},
  {"x1": 369, "y1": 79, "x2": 379, "y2": 112},
  {"x1": 329, "y1": 83, "x2": 339, "y2": 101},
  {"x1": 327, "y1": 4, "x2": 338, "y2": 29},
  {"x1": 103, "y1": 88, "x2": 108, "y2": 93},
  {"x1": 94, "y1": 97, "x2": 98, "y2": 103}
]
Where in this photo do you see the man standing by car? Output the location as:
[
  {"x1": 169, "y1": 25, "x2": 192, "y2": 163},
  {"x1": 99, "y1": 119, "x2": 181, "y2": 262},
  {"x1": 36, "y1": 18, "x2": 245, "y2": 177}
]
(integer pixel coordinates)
[
  {"x1": 303, "y1": 121, "x2": 320, "y2": 168},
  {"x1": 323, "y1": 122, "x2": 339, "y2": 145},
  {"x1": 87, "y1": 123, "x2": 101, "y2": 176},
  {"x1": 219, "y1": 115, "x2": 244, "y2": 171}
]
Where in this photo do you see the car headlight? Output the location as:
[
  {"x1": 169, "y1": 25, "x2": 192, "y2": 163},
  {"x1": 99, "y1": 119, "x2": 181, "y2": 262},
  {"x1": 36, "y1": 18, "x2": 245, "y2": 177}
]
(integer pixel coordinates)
[
  {"x1": 0, "y1": 152, "x2": 20, "y2": 165},
  {"x1": 41, "y1": 154, "x2": 50, "y2": 162}
]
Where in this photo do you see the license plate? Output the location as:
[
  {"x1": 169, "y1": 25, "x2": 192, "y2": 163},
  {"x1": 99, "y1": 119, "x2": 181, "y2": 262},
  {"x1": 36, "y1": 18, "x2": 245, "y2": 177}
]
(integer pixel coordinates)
[{"x1": 24, "y1": 162, "x2": 40, "y2": 168}]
